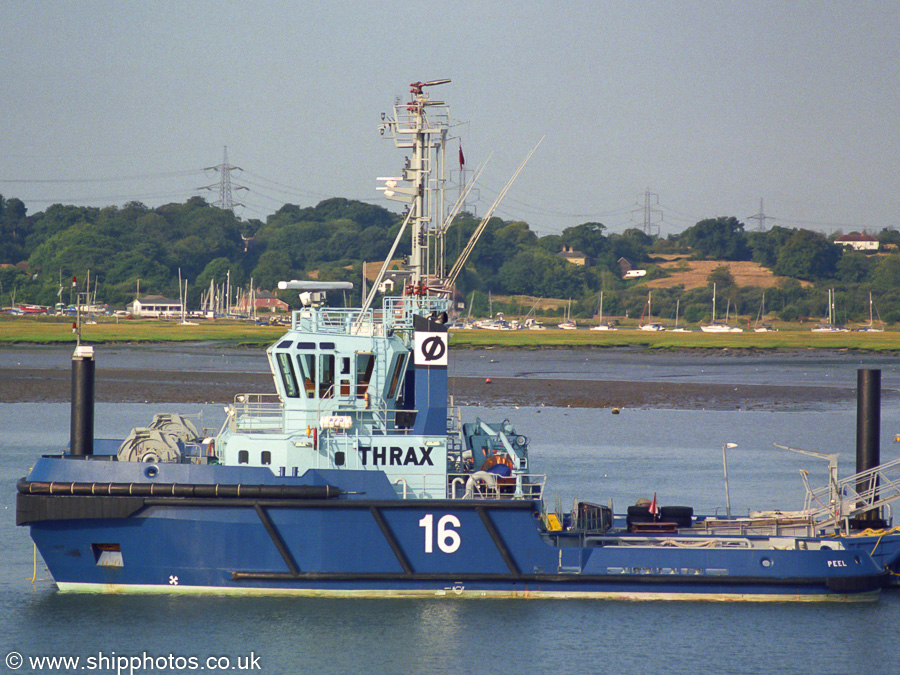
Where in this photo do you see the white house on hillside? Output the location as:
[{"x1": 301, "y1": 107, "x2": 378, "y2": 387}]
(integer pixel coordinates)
[
  {"x1": 129, "y1": 295, "x2": 182, "y2": 318},
  {"x1": 834, "y1": 233, "x2": 879, "y2": 251}
]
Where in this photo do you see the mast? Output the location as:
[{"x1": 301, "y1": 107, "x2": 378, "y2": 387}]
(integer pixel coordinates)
[
  {"x1": 377, "y1": 79, "x2": 451, "y2": 290},
  {"x1": 370, "y1": 79, "x2": 539, "y2": 314},
  {"x1": 178, "y1": 268, "x2": 184, "y2": 322},
  {"x1": 827, "y1": 288, "x2": 833, "y2": 326}
]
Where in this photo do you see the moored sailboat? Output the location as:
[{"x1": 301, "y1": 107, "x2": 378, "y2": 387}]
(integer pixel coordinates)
[
  {"x1": 638, "y1": 291, "x2": 665, "y2": 331},
  {"x1": 753, "y1": 292, "x2": 777, "y2": 332},
  {"x1": 811, "y1": 289, "x2": 849, "y2": 332},
  {"x1": 558, "y1": 299, "x2": 577, "y2": 329},
  {"x1": 590, "y1": 291, "x2": 616, "y2": 331},
  {"x1": 700, "y1": 283, "x2": 743, "y2": 333}
]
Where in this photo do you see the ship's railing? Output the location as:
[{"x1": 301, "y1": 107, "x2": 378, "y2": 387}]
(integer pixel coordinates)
[
  {"x1": 288, "y1": 296, "x2": 450, "y2": 335},
  {"x1": 382, "y1": 296, "x2": 451, "y2": 332},
  {"x1": 696, "y1": 515, "x2": 817, "y2": 538},
  {"x1": 801, "y1": 455, "x2": 900, "y2": 529},
  {"x1": 228, "y1": 393, "x2": 285, "y2": 432},
  {"x1": 446, "y1": 472, "x2": 546, "y2": 500},
  {"x1": 225, "y1": 386, "x2": 420, "y2": 436},
  {"x1": 316, "y1": 384, "x2": 419, "y2": 434},
  {"x1": 586, "y1": 536, "x2": 757, "y2": 549},
  {"x1": 390, "y1": 474, "x2": 451, "y2": 500},
  {"x1": 446, "y1": 399, "x2": 463, "y2": 456},
  {"x1": 291, "y1": 307, "x2": 383, "y2": 336},
  {"x1": 390, "y1": 101, "x2": 450, "y2": 139}
]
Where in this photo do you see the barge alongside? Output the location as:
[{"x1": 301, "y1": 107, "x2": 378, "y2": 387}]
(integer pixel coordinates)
[{"x1": 16, "y1": 80, "x2": 898, "y2": 601}]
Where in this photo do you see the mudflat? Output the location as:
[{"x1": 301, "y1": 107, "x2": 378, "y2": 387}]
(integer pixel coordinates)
[{"x1": 0, "y1": 366, "x2": 858, "y2": 411}]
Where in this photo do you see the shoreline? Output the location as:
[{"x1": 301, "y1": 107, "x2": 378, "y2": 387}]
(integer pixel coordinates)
[
  {"x1": 3, "y1": 319, "x2": 900, "y2": 353},
  {"x1": 0, "y1": 366, "x2": 873, "y2": 411}
]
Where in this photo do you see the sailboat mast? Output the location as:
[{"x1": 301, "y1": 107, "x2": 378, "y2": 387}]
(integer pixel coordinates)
[{"x1": 869, "y1": 292, "x2": 874, "y2": 327}]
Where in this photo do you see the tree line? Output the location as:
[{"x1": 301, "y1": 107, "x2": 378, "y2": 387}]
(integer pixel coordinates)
[{"x1": 1, "y1": 193, "x2": 899, "y2": 324}]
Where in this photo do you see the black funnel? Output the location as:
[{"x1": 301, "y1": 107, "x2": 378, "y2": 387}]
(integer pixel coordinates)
[
  {"x1": 855, "y1": 369, "x2": 880, "y2": 523},
  {"x1": 70, "y1": 345, "x2": 95, "y2": 456}
]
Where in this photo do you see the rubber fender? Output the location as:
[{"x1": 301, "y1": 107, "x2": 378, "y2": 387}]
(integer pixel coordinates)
[{"x1": 659, "y1": 505, "x2": 694, "y2": 527}]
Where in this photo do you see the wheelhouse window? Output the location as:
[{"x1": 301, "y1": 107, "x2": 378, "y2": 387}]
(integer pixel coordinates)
[
  {"x1": 296, "y1": 353, "x2": 316, "y2": 397},
  {"x1": 356, "y1": 352, "x2": 375, "y2": 398},
  {"x1": 319, "y1": 354, "x2": 335, "y2": 398},
  {"x1": 238, "y1": 450, "x2": 249, "y2": 464},
  {"x1": 387, "y1": 352, "x2": 408, "y2": 400},
  {"x1": 261, "y1": 450, "x2": 271, "y2": 465},
  {"x1": 339, "y1": 357, "x2": 351, "y2": 396},
  {"x1": 276, "y1": 353, "x2": 299, "y2": 398}
]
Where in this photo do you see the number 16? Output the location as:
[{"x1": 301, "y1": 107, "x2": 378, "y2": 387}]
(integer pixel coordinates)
[{"x1": 418, "y1": 514, "x2": 461, "y2": 553}]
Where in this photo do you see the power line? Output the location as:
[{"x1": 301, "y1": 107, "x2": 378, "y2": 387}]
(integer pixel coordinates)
[
  {"x1": 18, "y1": 189, "x2": 200, "y2": 205},
  {"x1": 0, "y1": 169, "x2": 204, "y2": 184}
]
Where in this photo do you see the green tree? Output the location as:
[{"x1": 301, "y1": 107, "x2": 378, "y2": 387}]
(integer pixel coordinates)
[
  {"x1": 836, "y1": 251, "x2": 875, "y2": 283},
  {"x1": 251, "y1": 250, "x2": 294, "y2": 291},
  {"x1": 560, "y1": 222, "x2": 607, "y2": 259},
  {"x1": 877, "y1": 228, "x2": 900, "y2": 248},
  {"x1": 871, "y1": 254, "x2": 900, "y2": 289},
  {"x1": 196, "y1": 258, "x2": 245, "y2": 295},
  {"x1": 681, "y1": 216, "x2": 750, "y2": 260},
  {"x1": 604, "y1": 228, "x2": 652, "y2": 268},
  {"x1": 748, "y1": 225, "x2": 795, "y2": 268},
  {"x1": 494, "y1": 221, "x2": 539, "y2": 258},
  {"x1": 707, "y1": 265, "x2": 735, "y2": 288},
  {"x1": 0, "y1": 196, "x2": 30, "y2": 262},
  {"x1": 774, "y1": 229, "x2": 841, "y2": 280}
]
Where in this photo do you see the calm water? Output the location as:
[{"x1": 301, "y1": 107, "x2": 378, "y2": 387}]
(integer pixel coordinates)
[{"x1": 3, "y1": 348, "x2": 900, "y2": 674}]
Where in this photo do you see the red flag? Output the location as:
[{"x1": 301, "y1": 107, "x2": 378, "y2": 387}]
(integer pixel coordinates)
[
  {"x1": 458, "y1": 143, "x2": 465, "y2": 168},
  {"x1": 648, "y1": 492, "x2": 658, "y2": 517}
]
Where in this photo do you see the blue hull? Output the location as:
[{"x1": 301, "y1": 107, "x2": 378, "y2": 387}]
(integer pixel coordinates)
[{"x1": 19, "y1": 458, "x2": 886, "y2": 602}]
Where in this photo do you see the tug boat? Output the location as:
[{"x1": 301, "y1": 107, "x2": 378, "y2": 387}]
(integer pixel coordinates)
[{"x1": 16, "y1": 80, "x2": 892, "y2": 601}]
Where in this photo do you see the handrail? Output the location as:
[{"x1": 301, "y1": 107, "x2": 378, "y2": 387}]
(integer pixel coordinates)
[
  {"x1": 447, "y1": 472, "x2": 546, "y2": 500},
  {"x1": 802, "y1": 456, "x2": 900, "y2": 529},
  {"x1": 395, "y1": 478, "x2": 409, "y2": 500}
]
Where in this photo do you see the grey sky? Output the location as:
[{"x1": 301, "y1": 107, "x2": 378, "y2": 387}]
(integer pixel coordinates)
[{"x1": 2, "y1": 1, "x2": 898, "y2": 236}]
